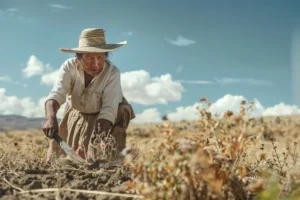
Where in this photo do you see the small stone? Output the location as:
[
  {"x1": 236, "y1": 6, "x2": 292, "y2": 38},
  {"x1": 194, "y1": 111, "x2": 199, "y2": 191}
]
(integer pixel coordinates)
[{"x1": 25, "y1": 180, "x2": 42, "y2": 190}]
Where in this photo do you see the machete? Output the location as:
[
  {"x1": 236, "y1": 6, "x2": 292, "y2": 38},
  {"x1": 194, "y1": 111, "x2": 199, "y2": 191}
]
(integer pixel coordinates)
[{"x1": 53, "y1": 133, "x2": 86, "y2": 164}]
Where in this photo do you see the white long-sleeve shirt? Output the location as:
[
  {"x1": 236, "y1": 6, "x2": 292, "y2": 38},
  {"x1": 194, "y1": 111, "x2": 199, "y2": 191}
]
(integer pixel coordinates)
[{"x1": 46, "y1": 57, "x2": 123, "y2": 124}]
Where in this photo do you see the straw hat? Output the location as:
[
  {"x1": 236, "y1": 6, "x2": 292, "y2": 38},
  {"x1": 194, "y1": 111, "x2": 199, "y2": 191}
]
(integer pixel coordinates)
[{"x1": 60, "y1": 28, "x2": 127, "y2": 53}]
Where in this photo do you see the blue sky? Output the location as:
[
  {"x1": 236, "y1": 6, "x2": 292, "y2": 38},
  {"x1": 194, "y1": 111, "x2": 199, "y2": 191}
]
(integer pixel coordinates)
[{"x1": 1, "y1": 0, "x2": 300, "y2": 122}]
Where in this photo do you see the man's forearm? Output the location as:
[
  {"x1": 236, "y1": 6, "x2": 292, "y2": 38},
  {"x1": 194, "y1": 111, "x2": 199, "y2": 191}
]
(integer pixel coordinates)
[{"x1": 45, "y1": 99, "x2": 59, "y2": 119}]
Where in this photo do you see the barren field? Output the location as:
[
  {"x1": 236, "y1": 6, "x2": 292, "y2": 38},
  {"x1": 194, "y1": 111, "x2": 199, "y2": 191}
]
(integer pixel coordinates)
[{"x1": 1, "y1": 102, "x2": 300, "y2": 200}]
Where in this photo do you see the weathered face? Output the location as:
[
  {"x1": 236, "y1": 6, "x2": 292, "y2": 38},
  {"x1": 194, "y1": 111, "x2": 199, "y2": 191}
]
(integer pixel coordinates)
[{"x1": 80, "y1": 53, "x2": 106, "y2": 76}]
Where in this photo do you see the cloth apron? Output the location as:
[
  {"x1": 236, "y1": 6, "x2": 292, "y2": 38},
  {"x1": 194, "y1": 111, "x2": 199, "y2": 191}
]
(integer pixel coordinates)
[{"x1": 46, "y1": 97, "x2": 135, "y2": 162}]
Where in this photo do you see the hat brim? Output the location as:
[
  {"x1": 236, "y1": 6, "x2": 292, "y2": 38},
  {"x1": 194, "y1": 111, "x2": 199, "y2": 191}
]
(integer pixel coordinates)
[{"x1": 60, "y1": 41, "x2": 127, "y2": 53}]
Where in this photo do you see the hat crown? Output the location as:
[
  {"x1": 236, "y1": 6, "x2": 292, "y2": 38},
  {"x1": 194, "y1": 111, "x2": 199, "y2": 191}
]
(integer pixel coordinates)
[
  {"x1": 79, "y1": 28, "x2": 106, "y2": 47},
  {"x1": 60, "y1": 28, "x2": 127, "y2": 53}
]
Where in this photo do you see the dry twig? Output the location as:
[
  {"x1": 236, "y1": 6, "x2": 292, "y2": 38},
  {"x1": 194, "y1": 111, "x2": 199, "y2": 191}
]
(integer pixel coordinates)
[
  {"x1": 3, "y1": 177, "x2": 143, "y2": 199},
  {"x1": 3, "y1": 178, "x2": 25, "y2": 192}
]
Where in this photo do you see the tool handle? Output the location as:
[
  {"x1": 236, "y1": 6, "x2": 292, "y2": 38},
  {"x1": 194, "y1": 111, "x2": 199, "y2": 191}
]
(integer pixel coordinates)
[{"x1": 53, "y1": 132, "x2": 63, "y2": 143}]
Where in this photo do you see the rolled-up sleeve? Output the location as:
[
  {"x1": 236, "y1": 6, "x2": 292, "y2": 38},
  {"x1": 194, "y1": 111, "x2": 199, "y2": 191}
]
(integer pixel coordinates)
[
  {"x1": 45, "y1": 61, "x2": 72, "y2": 107},
  {"x1": 97, "y1": 69, "x2": 122, "y2": 124}
]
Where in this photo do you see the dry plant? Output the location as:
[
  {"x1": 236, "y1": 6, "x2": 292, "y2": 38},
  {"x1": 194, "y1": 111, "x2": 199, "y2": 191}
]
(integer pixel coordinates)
[
  {"x1": 89, "y1": 131, "x2": 118, "y2": 161},
  {"x1": 124, "y1": 98, "x2": 300, "y2": 200},
  {"x1": 1, "y1": 98, "x2": 300, "y2": 199}
]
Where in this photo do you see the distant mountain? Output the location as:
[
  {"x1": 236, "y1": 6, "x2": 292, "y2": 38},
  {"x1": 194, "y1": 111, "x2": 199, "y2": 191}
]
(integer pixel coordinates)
[{"x1": 0, "y1": 115, "x2": 50, "y2": 130}]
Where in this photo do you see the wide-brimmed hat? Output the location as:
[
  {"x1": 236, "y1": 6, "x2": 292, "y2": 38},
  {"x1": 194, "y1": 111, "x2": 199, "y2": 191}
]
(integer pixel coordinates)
[{"x1": 60, "y1": 28, "x2": 127, "y2": 53}]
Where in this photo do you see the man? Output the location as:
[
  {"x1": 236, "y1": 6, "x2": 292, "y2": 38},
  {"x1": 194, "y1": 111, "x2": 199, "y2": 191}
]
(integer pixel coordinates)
[{"x1": 42, "y1": 28, "x2": 135, "y2": 162}]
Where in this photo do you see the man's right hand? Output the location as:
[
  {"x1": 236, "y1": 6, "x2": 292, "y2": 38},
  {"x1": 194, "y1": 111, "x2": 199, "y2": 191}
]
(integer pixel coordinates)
[
  {"x1": 43, "y1": 99, "x2": 60, "y2": 139},
  {"x1": 42, "y1": 117, "x2": 58, "y2": 139}
]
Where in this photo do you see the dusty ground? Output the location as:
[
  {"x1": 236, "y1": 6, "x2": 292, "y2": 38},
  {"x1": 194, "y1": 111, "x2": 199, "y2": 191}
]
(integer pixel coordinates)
[
  {"x1": 0, "y1": 162, "x2": 132, "y2": 200},
  {"x1": 0, "y1": 127, "x2": 143, "y2": 200},
  {"x1": 0, "y1": 116, "x2": 300, "y2": 199}
]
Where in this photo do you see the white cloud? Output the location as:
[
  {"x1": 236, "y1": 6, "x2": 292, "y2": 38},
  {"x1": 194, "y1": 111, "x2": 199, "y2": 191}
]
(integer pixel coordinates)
[
  {"x1": 166, "y1": 94, "x2": 300, "y2": 122},
  {"x1": 121, "y1": 70, "x2": 185, "y2": 105},
  {"x1": 0, "y1": 88, "x2": 65, "y2": 118},
  {"x1": 166, "y1": 35, "x2": 196, "y2": 46},
  {"x1": 41, "y1": 69, "x2": 185, "y2": 105},
  {"x1": 0, "y1": 75, "x2": 12, "y2": 82},
  {"x1": 215, "y1": 78, "x2": 273, "y2": 86},
  {"x1": 167, "y1": 102, "x2": 203, "y2": 121},
  {"x1": 41, "y1": 69, "x2": 60, "y2": 85},
  {"x1": 169, "y1": 78, "x2": 273, "y2": 86},
  {"x1": 22, "y1": 55, "x2": 54, "y2": 78},
  {"x1": 45, "y1": 63, "x2": 53, "y2": 72},
  {"x1": 6, "y1": 8, "x2": 18, "y2": 16},
  {"x1": 1, "y1": 88, "x2": 300, "y2": 123},
  {"x1": 263, "y1": 103, "x2": 300, "y2": 116},
  {"x1": 16, "y1": 16, "x2": 33, "y2": 23},
  {"x1": 122, "y1": 31, "x2": 133, "y2": 36},
  {"x1": 0, "y1": 8, "x2": 32, "y2": 23},
  {"x1": 22, "y1": 55, "x2": 44, "y2": 78},
  {"x1": 0, "y1": 88, "x2": 43, "y2": 118},
  {"x1": 131, "y1": 108, "x2": 162, "y2": 124},
  {"x1": 209, "y1": 94, "x2": 264, "y2": 117},
  {"x1": 48, "y1": 4, "x2": 73, "y2": 10},
  {"x1": 178, "y1": 80, "x2": 214, "y2": 84},
  {"x1": 176, "y1": 65, "x2": 184, "y2": 73},
  {"x1": 6, "y1": 8, "x2": 18, "y2": 12}
]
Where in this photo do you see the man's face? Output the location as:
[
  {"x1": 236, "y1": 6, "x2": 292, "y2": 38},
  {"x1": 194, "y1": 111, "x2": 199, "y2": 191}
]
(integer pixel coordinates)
[{"x1": 80, "y1": 53, "x2": 106, "y2": 76}]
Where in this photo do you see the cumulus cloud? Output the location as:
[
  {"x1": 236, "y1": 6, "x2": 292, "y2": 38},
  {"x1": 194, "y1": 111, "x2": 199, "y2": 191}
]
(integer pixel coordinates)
[
  {"x1": 1, "y1": 87, "x2": 300, "y2": 123},
  {"x1": 48, "y1": 4, "x2": 73, "y2": 10},
  {"x1": 41, "y1": 69, "x2": 185, "y2": 105},
  {"x1": 166, "y1": 94, "x2": 300, "y2": 121},
  {"x1": 131, "y1": 108, "x2": 162, "y2": 124},
  {"x1": 45, "y1": 63, "x2": 54, "y2": 71},
  {"x1": 0, "y1": 88, "x2": 65, "y2": 118},
  {"x1": 0, "y1": 88, "x2": 43, "y2": 118},
  {"x1": 121, "y1": 70, "x2": 185, "y2": 105},
  {"x1": 41, "y1": 69, "x2": 60, "y2": 85},
  {"x1": 209, "y1": 94, "x2": 264, "y2": 117},
  {"x1": 263, "y1": 103, "x2": 300, "y2": 116},
  {"x1": 166, "y1": 35, "x2": 196, "y2": 46},
  {"x1": 167, "y1": 103, "x2": 203, "y2": 121},
  {"x1": 22, "y1": 55, "x2": 54, "y2": 78},
  {"x1": 22, "y1": 55, "x2": 44, "y2": 78}
]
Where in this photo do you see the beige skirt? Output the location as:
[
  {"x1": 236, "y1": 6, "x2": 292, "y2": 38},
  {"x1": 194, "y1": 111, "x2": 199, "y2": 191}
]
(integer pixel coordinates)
[{"x1": 46, "y1": 97, "x2": 135, "y2": 161}]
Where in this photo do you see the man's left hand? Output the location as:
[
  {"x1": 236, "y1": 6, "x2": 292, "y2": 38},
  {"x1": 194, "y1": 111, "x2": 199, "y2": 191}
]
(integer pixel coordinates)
[{"x1": 95, "y1": 119, "x2": 112, "y2": 134}]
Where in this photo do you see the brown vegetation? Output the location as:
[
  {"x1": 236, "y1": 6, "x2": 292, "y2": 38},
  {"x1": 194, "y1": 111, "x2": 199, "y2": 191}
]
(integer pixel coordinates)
[{"x1": 1, "y1": 99, "x2": 300, "y2": 199}]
